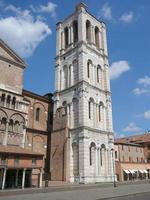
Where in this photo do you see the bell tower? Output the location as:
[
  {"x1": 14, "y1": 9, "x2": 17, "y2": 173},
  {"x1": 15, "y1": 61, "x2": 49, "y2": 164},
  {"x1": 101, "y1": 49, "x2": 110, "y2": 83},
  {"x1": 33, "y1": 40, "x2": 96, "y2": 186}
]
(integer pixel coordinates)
[{"x1": 52, "y1": 3, "x2": 114, "y2": 183}]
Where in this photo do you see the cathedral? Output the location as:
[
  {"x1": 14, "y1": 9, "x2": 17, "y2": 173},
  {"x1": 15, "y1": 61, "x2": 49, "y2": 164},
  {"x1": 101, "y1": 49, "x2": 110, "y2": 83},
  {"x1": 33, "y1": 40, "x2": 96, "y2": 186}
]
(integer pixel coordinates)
[
  {"x1": 0, "y1": 3, "x2": 114, "y2": 189},
  {"x1": 51, "y1": 3, "x2": 114, "y2": 183}
]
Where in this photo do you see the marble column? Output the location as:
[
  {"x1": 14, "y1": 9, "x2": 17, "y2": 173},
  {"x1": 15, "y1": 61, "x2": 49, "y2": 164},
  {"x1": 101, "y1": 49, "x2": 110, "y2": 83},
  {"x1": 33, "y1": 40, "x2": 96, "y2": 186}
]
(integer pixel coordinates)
[
  {"x1": 39, "y1": 168, "x2": 43, "y2": 188},
  {"x1": 3, "y1": 120, "x2": 9, "y2": 145},
  {"x1": 22, "y1": 168, "x2": 26, "y2": 189},
  {"x1": 2, "y1": 168, "x2": 7, "y2": 190}
]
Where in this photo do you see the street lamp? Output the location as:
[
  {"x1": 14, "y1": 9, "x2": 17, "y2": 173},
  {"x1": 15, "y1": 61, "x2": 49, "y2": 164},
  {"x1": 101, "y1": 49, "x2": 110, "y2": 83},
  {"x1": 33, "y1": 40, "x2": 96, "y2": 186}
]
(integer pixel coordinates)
[{"x1": 111, "y1": 148, "x2": 117, "y2": 187}]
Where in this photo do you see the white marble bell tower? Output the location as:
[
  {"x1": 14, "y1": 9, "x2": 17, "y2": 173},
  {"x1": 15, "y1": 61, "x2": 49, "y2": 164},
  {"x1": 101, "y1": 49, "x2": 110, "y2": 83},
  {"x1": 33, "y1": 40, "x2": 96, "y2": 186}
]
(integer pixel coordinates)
[{"x1": 54, "y1": 3, "x2": 114, "y2": 183}]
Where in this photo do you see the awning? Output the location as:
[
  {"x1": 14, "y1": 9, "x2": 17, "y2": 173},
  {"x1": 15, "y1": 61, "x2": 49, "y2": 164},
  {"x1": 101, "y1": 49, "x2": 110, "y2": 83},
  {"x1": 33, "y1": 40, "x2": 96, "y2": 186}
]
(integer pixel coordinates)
[
  {"x1": 129, "y1": 169, "x2": 135, "y2": 174},
  {"x1": 143, "y1": 170, "x2": 148, "y2": 173},
  {"x1": 139, "y1": 170, "x2": 144, "y2": 173},
  {"x1": 124, "y1": 169, "x2": 130, "y2": 174}
]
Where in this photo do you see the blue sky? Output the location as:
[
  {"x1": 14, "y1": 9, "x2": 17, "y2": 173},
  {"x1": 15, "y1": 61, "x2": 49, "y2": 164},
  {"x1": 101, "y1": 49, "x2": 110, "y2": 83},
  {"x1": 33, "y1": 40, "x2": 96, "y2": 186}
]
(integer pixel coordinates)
[{"x1": 0, "y1": 0, "x2": 150, "y2": 137}]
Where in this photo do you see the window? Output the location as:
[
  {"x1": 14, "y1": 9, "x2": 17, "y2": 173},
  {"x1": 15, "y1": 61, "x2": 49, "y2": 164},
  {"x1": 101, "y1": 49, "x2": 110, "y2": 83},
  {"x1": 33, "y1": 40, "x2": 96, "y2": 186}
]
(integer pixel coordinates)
[
  {"x1": 1, "y1": 155, "x2": 7, "y2": 165},
  {"x1": 86, "y1": 20, "x2": 91, "y2": 43},
  {"x1": 87, "y1": 61, "x2": 90, "y2": 78},
  {"x1": 1, "y1": 94, "x2": 5, "y2": 106},
  {"x1": 98, "y1": 102, "x2": 103, "y2": 122},
  {"x1": 148, "y1": 145, "x2": 150, "y2": 150},
  {"x1": 12, "y1": 97, "x2": 16, "y2": 109},
  {"x1": 95, "y1": 26, "x2": 99, "y2": 48},
  {"x1": 63, "y1": 65, "x2": 68, "y2": 89},
  {"x1": 62, "y1": 101, "x2": 67, "y2": 115},
  {"x1": 1, "y1": 117, "x2": 6, "y2": 130},
  {"x1": 122, "y1": 145, "x2": 124, "y2": 151},
  {"x1": 101, "y1": 144, "x2": 106, "y2": 166},
  {"x1": 64, "y1": 27, "x2": 69, "y2": 48},
  {"x1": 32, "y1": 158, "x2": 36, "y2": 166},
  {"x1": 6, "y1": 95, "x2": 11, "y2": 107},
  {"x1": 97, "y1": 65, "x2": 102, "y2": 83},
  {"x1": 137, "y1": 157, "x2": 139, "y2": 162},
  {"x1": 98, "y1": 105, "x2": 101, "y2": 121},
  {"x1": 115, "y1": 151, "x2": 117, "y2": 159},
  {"x1": 8, "y1": 119, "x2": 13, "y2": 132},
  {"x1": 73, "y1": 20, "x2": 78, "y2": 43},
  {"x1": 89, "y1": 146, "x2": 92, "y2": 166},
  {"x1": 89, "y1": 142, "x2": 96, "y2": 166},
  {"x1": 36, "y1": 108, "x2": 40, "y2": 121},
  {"x1": 97, "y1": 67, "x2": 100, "y2": 83},
  {"x1": 14, "y1": 121, "x2": 19, "y2": 132},
  {"x1": 141, "y1": 157, "x2": 143, "y2": 163},
  {"x1": 88, "y1": 101, "x2": 91, "y2": 119}
]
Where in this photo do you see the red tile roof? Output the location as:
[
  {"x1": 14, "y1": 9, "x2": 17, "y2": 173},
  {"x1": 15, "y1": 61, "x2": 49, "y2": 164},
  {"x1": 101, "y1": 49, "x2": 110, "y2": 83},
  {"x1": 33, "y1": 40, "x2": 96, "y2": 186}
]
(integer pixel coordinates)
[{"x1": 115, "y1": 133, "x2": 150, "y2": 145}]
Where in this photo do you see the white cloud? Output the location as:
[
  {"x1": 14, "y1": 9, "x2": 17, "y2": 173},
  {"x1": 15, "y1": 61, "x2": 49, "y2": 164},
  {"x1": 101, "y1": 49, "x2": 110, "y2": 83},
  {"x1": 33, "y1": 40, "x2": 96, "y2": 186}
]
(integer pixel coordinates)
[
  {"x1": 5, "y1": 4, "x2": 20, "y2": 13},
  {"x1": 0, "y1": 5, "x2": 51, "y2": 58},
  {"x1": 137, "y1": 76, "x2": 150, "y2": 86},
  {"x1": 100, "y1": 3, "x2": 112, "y2": 20},
  {"x1": 109, "y1": 60, "x2": 130, "y2": 80},
  {"x1": 133, "y1": 76, "x2": 150, "y2": 96},
  {"x1": 133, "y1": 88, "x2": 149, "y2": 96},
  {"x1": 144, "y1": 110, "x2": 150, "y2": 120},
  {"x1": 120, "y1": 12, "x2": 133, "y2": 23},
  {"x1": 31, "y1": 2, "x2": 57, "y2": 19},
  {"x1": 123, "y1": 122, "x2": 142, "y2": 132}
]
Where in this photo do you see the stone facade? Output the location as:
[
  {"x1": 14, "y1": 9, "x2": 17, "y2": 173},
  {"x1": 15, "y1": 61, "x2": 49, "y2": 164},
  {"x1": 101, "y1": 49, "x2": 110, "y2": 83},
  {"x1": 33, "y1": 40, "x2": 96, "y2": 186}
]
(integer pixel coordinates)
[
  {"x1": 51, "y1": 3, "x2": 114, "y2": 183},
  {"x1": 0, "y1": 39, "x2": 53, "y2": 189},
  {"x1": 115, "y1": 134, "x2": 150, "y2": 182}
]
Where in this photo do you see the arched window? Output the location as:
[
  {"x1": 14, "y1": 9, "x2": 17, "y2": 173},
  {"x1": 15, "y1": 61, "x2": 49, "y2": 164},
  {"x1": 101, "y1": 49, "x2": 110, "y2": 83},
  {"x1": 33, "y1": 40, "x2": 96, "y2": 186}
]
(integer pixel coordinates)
[
  {"x1": 86, "y1": 20, "x2": 91, "y2": 43},
  {"x1": 36, "y1": 108, "x2": 40, "y2": 121},
  {"x1": 89, "y1": 142, "x2": 96, "y2": 166},
  {"x1": 87, "y1": 61, "x2": 90, "y2": 78},
  {"x1": 64, "y1": 27, "x2": 69, "y2": 48},
  {"x1": 73, "y1": 20, "x2": 78, "y2": 43},
  {"x1": 1, "y1": 94, "x2": 5, "y2": 106},
  {"x1": 9, "y1": 119, "x2": 13, "y2": 132},
  {"x1": 62, "y1": 101, "x2": 67, "y2": 115},
  {"x1": 87, "y1": 60, "x2": 92, "y2": 78},
  {"x1": 73, "y1": 60, "x2": 78, "y2": 85},
  {"x1": 89, "y1": 101, "x2": 91, "y2": 119},
  {"x1": 6, "y1": 95, "x2": 11, "y2": 107},
  {"x1": 97, "y1": 65, "x2": 101, "y2": 83},
  {"x1": 89, "y1": 98, "x2": 94, "y2": 119},
  {"x1": 95, "y1": 26, "x2": 99, "y2": 48},
  {"x1": 1, "y1": 117, "x2": 6, "y2": 130},
  {"x1": 63, "y1": 65, "x2": 68, "y2": 89},
  {"x1": 100, "y1": 144, "x2": 106, "y2": 166},
  {"x1": 12, "y1": 97, "x2": 16, "y2": 109},
  {"x1": 72, "y1": 98, "x2": 79, "y2": 127},
  {"x1": 98, "y1": 101, "x2": 104, "y2": 122},
  {"x1": 14, "y1": 121, "x2": 19, "y2": 132}
]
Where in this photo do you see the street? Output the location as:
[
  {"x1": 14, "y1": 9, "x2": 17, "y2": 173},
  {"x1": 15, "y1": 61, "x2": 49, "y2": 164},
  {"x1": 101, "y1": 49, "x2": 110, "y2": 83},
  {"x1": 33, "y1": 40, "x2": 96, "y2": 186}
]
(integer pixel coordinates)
[
  {"x1": 107, "y1": 192, "x2": 150, "y2": 200},
  {"x1": 0, "y1": 181, "x2": 150, "y2": 200}
]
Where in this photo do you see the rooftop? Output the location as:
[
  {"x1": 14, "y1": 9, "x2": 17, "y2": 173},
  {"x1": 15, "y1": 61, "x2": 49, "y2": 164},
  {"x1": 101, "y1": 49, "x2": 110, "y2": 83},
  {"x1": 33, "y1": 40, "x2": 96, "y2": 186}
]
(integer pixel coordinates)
[{"x1": 115, "y1": 132, "x2": 150, "y2": 145}]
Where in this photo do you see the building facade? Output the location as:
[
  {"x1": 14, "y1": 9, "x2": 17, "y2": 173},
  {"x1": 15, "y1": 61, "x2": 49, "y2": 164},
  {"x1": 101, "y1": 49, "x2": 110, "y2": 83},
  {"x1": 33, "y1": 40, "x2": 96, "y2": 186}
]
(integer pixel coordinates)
[
  {"x1": 51, "y1": 3, "x2": 114, "y2": 183},
  {"x1": 115, "y1": 133, "x2": 150, "y2": 182},
  {"x1": 0, "y1": 39, "x2": 53, "y2": 189}
]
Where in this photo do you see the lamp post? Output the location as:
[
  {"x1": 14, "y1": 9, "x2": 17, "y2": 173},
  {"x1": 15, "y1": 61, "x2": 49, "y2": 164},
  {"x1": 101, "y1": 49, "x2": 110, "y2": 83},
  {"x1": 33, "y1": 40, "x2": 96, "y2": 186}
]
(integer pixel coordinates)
[{"x1": 111, "y1": 148, "x2": 117, "y2": 187}]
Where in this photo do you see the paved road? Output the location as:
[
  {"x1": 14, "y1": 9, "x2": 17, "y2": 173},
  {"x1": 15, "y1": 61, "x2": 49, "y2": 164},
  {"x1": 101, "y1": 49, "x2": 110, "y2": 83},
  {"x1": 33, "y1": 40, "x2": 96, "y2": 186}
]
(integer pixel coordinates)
[
  {"x1": 107, "y1": 192, "x2": 150, "y2": 200},
  {"x1": 0, "y1": 182, "x2": 150, "y2": 200}
]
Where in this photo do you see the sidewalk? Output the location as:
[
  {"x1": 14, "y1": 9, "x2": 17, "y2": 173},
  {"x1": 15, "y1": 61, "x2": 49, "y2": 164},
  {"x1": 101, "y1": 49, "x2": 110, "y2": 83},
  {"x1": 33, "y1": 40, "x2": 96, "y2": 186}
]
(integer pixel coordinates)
[{"x1": 0, "y1": 180, "x2": 150, "y2": 200}]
